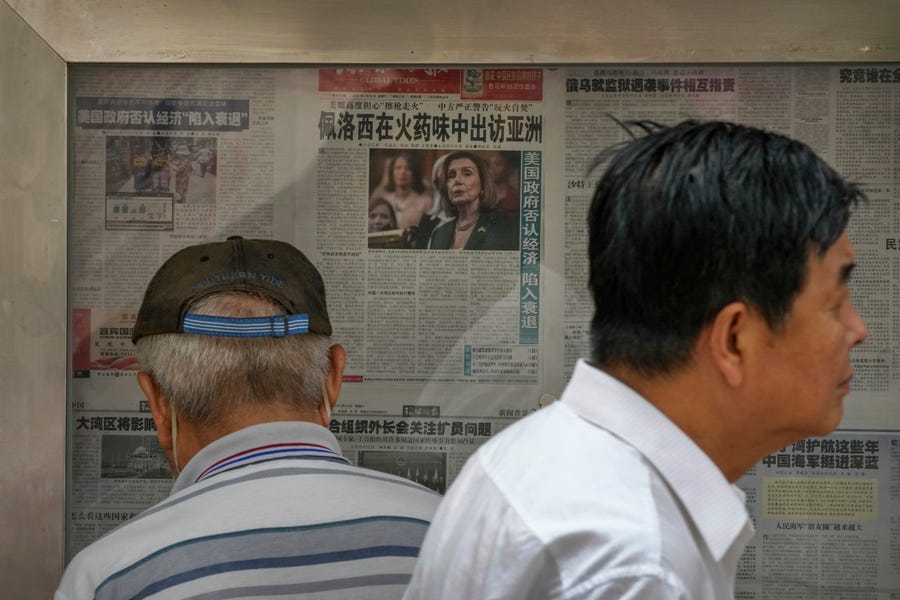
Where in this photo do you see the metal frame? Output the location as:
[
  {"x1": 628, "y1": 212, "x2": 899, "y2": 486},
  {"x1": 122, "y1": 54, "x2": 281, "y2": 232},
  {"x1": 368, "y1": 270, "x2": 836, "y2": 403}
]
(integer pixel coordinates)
[{"x1": 2, "y1": 0, "x2": 899, "y2": 596}]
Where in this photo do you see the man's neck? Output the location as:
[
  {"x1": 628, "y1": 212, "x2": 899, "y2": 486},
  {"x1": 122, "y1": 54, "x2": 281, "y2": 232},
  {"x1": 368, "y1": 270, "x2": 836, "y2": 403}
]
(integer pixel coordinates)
[
  {"x1": 184, "y1": 405, "x2": 323, "y2": 466},
  {"x1": 602, "y1": 361, "x2": 761, "y2": 483}
]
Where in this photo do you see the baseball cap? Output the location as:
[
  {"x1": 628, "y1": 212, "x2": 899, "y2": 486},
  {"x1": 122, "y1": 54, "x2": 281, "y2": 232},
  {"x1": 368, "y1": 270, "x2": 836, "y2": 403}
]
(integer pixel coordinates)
[{"x1": 132, "y1": 236, "x2": 332, "y2": 343}]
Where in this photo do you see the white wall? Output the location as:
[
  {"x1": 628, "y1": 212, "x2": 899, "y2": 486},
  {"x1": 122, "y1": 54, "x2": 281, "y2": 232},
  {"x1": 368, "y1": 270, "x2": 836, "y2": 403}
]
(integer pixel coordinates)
[{"x1": 0, "y1": 3, "x2": 67, "y2": 598}]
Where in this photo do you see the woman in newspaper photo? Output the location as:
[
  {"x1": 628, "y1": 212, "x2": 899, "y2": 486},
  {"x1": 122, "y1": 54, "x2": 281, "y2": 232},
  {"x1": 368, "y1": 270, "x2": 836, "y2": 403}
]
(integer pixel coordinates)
[
  {"x1": 367, "y1": 195, "x2": 407, "y2": 249},
  {"x1": 428, "y1": 150, "x2": 519, "y2": 251},
  {"x1": 368, "y1": 196, "x2": 398, "y2": 233},
  {"x1": 374, "y1": 152, "x2": 432, "y2": 230}
]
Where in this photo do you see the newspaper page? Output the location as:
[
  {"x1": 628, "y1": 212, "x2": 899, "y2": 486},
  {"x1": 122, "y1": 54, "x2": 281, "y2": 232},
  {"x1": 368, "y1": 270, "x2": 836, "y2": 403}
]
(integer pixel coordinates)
[
  {"x1": 562, "y1": 64, "x2": 900, "y2": 597},
  {"x1": 288, "y1": 68, "x2": 550, "y2": 493}
]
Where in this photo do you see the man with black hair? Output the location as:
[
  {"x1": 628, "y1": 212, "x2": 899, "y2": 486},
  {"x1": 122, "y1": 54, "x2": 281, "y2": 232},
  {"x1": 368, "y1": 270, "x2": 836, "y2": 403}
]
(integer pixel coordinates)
[
  {"x1": 57, "y1": 236, "x2": 440, "y2": 600},
  {"x1": 405, "y1": 120, "x2": 868, "y2": 599}
]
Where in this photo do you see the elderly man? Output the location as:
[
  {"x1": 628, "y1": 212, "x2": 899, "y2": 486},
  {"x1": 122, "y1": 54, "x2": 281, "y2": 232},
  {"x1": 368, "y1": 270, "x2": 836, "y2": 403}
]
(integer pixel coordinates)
[
  {"x1": 405, "y1": 120, "x2": 868, "y2": 599},
  {"x1": 57, "y1": 236, "x2": 440, "y2": 599}
]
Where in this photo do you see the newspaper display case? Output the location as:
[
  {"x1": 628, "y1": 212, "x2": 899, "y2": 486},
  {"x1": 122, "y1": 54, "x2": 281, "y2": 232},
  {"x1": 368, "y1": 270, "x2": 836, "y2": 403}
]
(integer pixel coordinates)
[{"x1": 2, "y1": 1, "x2": 900, "y2": 597}]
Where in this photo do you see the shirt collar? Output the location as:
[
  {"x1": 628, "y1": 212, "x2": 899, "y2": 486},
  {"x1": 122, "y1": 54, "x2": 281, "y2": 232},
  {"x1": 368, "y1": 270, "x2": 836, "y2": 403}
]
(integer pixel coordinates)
[
  {"x1": 171, "y1": 421, "x2": 349, "y2": 494},
  {"x1": 561, "y1": 359, "x2": 752, "y2": 561}
]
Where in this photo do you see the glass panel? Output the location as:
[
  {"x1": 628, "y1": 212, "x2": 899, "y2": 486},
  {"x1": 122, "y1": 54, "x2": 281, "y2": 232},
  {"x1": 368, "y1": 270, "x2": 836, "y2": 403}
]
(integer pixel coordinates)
[{"x1": 67, "y1": 63, "x2": 900, "y2": 597}]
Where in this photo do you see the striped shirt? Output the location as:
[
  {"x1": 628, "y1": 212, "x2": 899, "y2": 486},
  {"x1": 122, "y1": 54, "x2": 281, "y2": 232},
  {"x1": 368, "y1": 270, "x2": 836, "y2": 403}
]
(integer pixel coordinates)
[{"x1": 56, "y1": 422, "x2": 440, "y2": 600}]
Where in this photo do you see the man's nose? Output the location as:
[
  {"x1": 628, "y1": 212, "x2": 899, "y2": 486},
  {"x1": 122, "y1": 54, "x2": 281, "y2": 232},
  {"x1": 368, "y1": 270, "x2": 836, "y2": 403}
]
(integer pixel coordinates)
[{"x1": 847, "y1": 301, "x2": 867, "y2": 348}]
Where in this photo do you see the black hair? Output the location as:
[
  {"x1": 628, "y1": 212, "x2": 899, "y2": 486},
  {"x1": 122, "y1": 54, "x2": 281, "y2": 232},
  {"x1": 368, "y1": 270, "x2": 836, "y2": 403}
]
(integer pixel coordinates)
[{"x1": 588, "y1": 119, "x2": 864, "y2": 375}]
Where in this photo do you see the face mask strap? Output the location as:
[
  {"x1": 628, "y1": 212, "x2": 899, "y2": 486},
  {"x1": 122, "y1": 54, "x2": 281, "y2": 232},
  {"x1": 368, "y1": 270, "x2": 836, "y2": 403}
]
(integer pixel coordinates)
[
  {"x1": 170, "y1": 401, "x2": 180, "y2": 478},
  {"x1": 322, "y1": 388, "x2": 332, "y2": 423}
]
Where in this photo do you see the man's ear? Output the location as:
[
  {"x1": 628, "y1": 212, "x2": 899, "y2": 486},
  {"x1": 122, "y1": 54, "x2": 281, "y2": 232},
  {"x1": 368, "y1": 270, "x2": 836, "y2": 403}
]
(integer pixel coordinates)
[
  {"x1": 324, "y1": 344, "x2": 347, "y2": 414},
  {"x1": 138, "y1": 371, "x2": 172, "y2": 451},
  {"x1": 708, "y1": 301, "x2": 753, "y2": 388}
]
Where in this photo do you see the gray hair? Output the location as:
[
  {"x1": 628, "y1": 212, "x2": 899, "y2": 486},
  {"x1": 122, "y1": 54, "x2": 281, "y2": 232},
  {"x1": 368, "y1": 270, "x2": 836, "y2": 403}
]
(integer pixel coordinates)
[{"x1": 135, "y1": 292, "x2": 332, "y2": 425}]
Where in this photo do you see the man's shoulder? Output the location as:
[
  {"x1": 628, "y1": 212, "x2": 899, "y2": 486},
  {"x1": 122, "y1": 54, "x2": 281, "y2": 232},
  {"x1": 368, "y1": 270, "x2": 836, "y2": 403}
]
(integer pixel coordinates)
[
  {"x1": 58, "y1": 464, "x2": 441, "y2": 598},
  {"x1": 407, "y1": 410, "x2": 687, "y2": 598},
  {"x1": 455, "y1": 402, "x2": 660, "y2": 532},
  {"x1": 210, "y1": 456, "x2": 442, "y2": 520},
  {"x1": 56, "y1": 498, "x2": 170, "y2": 599},
  {"x1": 337, "y1": 462, "x2": 443, "y2": 509}
]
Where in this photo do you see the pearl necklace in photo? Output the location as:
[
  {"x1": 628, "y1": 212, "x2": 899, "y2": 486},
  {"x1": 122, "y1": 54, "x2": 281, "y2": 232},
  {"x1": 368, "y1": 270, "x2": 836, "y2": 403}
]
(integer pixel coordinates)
[{"x1": 455, "y1": 215, "x2": 480, "y2": 232}]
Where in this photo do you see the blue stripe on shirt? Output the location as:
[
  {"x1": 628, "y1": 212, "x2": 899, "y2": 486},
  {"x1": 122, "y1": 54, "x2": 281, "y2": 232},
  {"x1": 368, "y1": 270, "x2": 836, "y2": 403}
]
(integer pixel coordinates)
[
  {"x1": 96, "y1": 516, "x2": 431, "y2": 598},
  {"x1": 130, "y1": 545, "x2": 421, "y2": 599}
]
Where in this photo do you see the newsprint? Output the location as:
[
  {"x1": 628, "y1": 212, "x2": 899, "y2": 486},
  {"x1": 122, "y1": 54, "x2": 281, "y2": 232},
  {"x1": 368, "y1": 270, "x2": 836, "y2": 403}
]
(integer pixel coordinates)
[{"x1": 68, "y1": 65, "x2": 900, "y2": 597}]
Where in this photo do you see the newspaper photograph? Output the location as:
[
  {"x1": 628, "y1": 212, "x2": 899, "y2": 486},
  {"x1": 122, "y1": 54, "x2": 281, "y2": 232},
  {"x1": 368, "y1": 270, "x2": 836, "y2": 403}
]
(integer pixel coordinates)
[{"x1": 301, "y1": 68, "x2": 544, "y2": 388}]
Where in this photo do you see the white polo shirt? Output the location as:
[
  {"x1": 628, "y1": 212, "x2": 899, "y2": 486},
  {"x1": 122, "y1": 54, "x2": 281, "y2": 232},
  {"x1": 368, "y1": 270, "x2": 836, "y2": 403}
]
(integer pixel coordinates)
[{"x1": 405, "y1": 360, "x2": 754, "y2": 599}]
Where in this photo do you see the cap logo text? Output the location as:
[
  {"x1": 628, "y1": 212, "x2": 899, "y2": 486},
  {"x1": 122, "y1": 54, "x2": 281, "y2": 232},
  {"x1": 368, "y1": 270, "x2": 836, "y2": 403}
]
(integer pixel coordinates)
[{"x1": 192, "y1": 271, "x2": 286, "y2": 290}]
